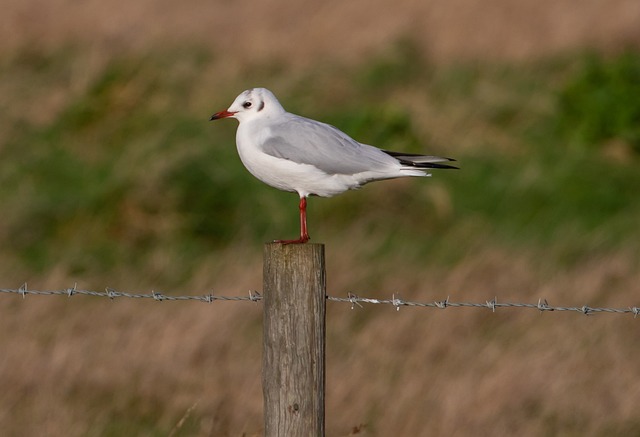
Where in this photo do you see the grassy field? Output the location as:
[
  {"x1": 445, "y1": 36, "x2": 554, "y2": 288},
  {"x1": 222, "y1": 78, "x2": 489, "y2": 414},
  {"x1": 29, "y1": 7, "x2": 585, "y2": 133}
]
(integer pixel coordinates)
[{"x1": 1, "y1": 2, "x2": 640, "y2": 435}]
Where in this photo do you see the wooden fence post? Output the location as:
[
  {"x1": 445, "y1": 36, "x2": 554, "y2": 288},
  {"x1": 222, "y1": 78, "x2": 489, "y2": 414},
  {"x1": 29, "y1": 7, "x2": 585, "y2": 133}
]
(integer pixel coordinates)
[{"x1": 263, "y1": 243, "x2": 326, "y2": 437}]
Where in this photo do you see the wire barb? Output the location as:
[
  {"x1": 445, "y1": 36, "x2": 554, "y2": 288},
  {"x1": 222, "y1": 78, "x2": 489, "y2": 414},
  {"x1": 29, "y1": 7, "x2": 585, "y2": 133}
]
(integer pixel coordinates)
[
  {"x1": 435, "y1": 297, "x2": 449, "y2": 309},
  {"x1": 486, "y1": 297, "x2": 497, "y2": 312},
  {"x1": 347, "y1": 293, "x2": 363, "y2": 310},
  {"x1": 19, "y1": 283, "x2": 27, "y2": 299},
  {"x1": 106, "y1": 287, "x2": 117, "y2": 299},
  {"x1": 66, "y1": 283, "x2": 77, "y2": 297},
  {"x1": 202, "y1": 294, "x2": 213, "y2": 304},
  {"x1": 537, "y1": 298, "x2": 552, "y2": 312},
  {"x1": 392, "y1": 294, "x2": 404, "y2": 311}
]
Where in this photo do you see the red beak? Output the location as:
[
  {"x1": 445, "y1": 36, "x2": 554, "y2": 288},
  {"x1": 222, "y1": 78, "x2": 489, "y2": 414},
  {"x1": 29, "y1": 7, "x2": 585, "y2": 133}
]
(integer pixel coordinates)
[{"x1": 209, "y1": 110, "x2": 236, "y2": 121}]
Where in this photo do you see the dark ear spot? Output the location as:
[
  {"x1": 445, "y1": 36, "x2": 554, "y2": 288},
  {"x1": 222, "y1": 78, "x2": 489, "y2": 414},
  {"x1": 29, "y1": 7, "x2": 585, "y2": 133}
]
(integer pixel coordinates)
[{"x1": 257, "y1": 101, "x2": 265, "y2": 112}]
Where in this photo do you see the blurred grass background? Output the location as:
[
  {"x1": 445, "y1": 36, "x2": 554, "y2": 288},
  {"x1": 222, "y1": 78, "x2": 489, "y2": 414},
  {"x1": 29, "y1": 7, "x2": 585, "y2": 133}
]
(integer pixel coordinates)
[{"x1": 1, "y1": 1, "x2": 639, "y2": 436}]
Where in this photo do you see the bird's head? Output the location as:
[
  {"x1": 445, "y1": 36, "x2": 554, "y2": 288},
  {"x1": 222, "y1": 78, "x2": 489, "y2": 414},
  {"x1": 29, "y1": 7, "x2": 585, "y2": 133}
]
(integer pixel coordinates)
[{"x1": 210, "y1": 88, "x2": 285, "y2": 123}]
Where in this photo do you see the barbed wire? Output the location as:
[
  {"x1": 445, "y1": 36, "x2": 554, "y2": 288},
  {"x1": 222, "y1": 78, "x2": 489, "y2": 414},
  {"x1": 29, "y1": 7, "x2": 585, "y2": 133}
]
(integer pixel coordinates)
[
  {"x1": 0, "y1": 284, "x2": 262, "y2": 303},
  {"x1": 332, "y1": 293, "x2": 640, "y2": 317},
  {"x1": 1, "y1": 284, "x2": 638, "y2": 318}
]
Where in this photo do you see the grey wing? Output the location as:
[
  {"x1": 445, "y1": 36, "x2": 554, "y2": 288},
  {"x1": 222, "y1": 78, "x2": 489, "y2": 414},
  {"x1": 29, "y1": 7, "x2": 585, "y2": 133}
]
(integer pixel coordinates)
[{"x1": 259, "y1": 115, "x2": 397, "y2": 175}]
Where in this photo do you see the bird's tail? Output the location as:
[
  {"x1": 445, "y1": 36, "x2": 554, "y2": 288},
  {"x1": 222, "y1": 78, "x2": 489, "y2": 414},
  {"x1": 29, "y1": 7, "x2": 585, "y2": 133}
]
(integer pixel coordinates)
[{"x1": 383, "y1": 150, "x2": 459, "y2": 169}]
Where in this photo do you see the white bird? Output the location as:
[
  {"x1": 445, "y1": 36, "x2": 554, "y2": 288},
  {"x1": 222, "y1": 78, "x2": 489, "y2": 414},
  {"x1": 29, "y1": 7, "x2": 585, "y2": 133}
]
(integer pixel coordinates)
[{"x1": 210, "y1": 87, "x2": 457, "y2": 244}]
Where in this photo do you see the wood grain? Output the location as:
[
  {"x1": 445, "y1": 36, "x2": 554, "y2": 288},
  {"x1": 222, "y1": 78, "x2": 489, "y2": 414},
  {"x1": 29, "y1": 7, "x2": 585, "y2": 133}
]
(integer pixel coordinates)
[{"x1": 263, "y1": 243, "x2": 326, "y2": 437}]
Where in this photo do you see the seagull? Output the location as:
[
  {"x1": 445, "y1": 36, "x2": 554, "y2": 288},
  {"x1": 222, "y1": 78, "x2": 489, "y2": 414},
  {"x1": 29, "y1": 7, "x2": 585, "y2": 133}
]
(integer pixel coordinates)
[{"x1": 210, "y1": 88, "x2": 457, "y2": 244}]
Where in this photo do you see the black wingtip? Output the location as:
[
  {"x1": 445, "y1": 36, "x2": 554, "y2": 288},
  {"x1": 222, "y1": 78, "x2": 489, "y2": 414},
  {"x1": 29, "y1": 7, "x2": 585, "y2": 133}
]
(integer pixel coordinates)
[
  {"x1": 422, "y1": 162, "x2": 459, "y2": 170},
  {"x1": 382, "y1": 151, "x2": 459, "y2": 169},
  {"x1": 383, "y1": 150, "x2": 457, "y2": 166}
]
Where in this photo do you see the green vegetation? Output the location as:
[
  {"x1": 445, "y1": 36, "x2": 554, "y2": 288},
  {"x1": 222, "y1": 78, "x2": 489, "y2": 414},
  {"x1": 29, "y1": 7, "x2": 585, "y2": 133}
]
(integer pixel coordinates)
[
  {"x1": 1, "y1": 47, "x2": 639, "y2": 282},
  {"x1": 556, "y1": 51, "x2": 640, "y2": 153}
]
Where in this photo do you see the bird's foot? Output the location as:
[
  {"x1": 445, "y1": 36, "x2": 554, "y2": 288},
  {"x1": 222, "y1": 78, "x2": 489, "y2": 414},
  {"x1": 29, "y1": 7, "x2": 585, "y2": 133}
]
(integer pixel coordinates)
[{"x1": 273, "y1": 235, "x2": 310, "y2": 245}]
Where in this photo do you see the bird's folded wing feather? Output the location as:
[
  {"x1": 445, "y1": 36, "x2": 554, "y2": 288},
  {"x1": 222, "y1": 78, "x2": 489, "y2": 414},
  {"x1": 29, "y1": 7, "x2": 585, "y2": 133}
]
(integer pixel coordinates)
[{"x1": 258, "y1": 115, "x2": 397, "y2": 175}]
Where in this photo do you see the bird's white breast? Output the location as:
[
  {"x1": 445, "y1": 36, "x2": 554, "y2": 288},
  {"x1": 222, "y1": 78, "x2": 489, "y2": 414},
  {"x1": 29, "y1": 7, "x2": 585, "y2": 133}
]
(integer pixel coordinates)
[{"x1": 235, "y1": 121, "x2": 362, "y2": 197}]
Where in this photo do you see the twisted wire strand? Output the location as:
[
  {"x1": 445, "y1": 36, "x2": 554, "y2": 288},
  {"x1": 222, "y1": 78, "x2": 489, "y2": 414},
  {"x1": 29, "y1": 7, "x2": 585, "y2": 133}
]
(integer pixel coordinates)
[{"x1": 2, "y1": 285, "x2": 638, "y2": 317}]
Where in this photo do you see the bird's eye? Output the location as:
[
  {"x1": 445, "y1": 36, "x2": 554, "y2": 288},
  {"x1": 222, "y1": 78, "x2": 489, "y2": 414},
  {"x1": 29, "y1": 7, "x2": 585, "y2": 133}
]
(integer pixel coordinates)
[{"x1": 243, "y1": 101, "x2": 252, "y2": 109}]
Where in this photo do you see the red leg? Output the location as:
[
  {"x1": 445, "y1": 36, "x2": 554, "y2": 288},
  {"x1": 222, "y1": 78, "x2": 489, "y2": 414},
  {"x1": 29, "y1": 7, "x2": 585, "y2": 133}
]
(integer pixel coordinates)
[
  {"x1": 274, "y1": 197, "x2": 310, "y2": 244},
  {"x1": 299, "y1": 197, "x2": 309, "y2": 242}
]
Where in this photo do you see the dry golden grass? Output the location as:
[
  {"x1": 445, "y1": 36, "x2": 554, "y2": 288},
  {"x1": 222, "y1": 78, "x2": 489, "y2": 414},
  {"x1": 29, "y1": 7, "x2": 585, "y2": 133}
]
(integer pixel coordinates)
[
  {"x1": 2, "y1": 0, "x2": 639, "y2": 66},
  {"x1": 1, "y1": 246, "x2": 639, "y2": 436}
]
